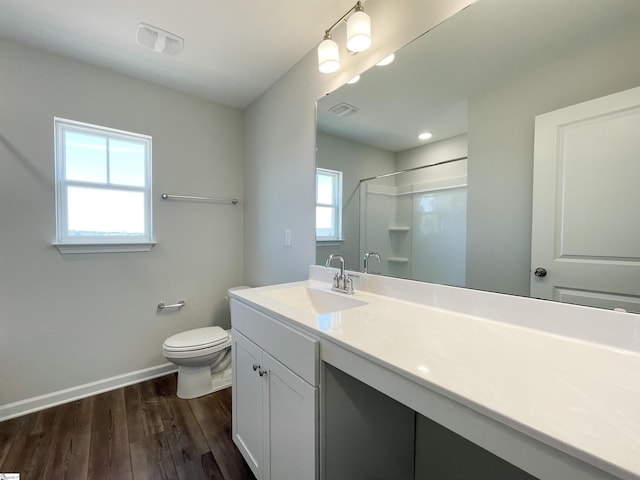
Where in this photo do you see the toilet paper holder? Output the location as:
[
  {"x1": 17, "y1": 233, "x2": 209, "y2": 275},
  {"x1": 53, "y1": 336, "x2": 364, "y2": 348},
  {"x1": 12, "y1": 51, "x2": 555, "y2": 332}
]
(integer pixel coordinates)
[{"x1": 158, "y1": 300, "x2": 186, "y2": 310}]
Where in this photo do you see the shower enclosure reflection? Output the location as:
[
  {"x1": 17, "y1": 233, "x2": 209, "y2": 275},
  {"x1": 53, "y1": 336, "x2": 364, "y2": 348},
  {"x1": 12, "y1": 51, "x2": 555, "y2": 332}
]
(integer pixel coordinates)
[
  {"x1": 316, "y1": 129, "x2": 468, "y2": 282},
  {"x1": 360, "y1": 159, "x2": 467, "y2": 286}
]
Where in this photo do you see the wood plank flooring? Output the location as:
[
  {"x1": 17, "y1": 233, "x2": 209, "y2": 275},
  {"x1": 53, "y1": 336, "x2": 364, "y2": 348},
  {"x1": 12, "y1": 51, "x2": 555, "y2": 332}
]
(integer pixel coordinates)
[{"x1": 0, "y1": 374, "x2": 256, "y2": 480}]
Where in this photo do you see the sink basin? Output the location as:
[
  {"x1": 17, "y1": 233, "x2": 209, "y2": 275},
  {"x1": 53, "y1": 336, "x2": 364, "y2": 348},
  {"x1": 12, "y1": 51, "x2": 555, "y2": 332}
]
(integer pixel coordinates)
[{"x1": 261, "y1": 286, "x2": 368, "y2": 315}]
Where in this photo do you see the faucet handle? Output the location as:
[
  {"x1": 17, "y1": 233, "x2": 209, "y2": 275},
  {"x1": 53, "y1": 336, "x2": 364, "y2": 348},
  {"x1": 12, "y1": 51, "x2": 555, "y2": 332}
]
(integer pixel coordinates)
[{"x1": 344, "y1": 275, "x2": 354, "y2": 293}]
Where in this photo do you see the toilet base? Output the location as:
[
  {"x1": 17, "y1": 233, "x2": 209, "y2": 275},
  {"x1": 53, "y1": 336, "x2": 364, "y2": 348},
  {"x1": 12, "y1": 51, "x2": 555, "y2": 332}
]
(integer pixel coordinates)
[{"x1": 176, "y1": 365, "x2": 232, "y2": 399}]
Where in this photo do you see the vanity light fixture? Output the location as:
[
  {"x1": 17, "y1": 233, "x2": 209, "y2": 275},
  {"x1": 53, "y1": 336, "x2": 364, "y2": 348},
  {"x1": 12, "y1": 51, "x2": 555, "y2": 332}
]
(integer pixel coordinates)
[
  {"x1": 346, "y1": 5, "x2": 372, "y2": 53},
  {"x1": 418, "y1": 132, "x2": 433, "y2": 141},
  {"x1": 318, "y1": 33, "x2": 340, "y2": 73},
  {"x1": 318, "y1": 1, "x2": 371, "y2": 73}
]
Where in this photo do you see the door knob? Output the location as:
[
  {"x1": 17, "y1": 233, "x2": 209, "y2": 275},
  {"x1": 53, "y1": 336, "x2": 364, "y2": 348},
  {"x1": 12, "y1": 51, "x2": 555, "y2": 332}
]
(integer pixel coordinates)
[{"x1": 534, "y1": 267, "x2": 547, "y2": 277}]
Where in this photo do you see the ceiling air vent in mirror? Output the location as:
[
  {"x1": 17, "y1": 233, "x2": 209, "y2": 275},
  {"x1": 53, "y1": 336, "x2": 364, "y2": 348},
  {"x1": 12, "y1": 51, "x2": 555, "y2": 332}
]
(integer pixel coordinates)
[
  {"x1": 328, "y1": 103, "x2": 359, "y2": 117},
  {"x1": 136, "y1": 23, "x2": 184, "y2": 55}
]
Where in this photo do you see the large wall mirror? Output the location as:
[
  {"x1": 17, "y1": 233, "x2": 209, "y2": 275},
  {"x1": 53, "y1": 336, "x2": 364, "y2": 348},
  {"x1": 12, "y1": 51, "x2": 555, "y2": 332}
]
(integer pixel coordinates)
[{"x1": 316, "y1": 0, "x2": 640, "y2": 313}]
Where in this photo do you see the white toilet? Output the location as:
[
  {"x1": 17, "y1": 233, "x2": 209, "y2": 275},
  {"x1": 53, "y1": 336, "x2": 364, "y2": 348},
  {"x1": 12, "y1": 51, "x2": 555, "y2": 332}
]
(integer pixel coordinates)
[{"x1": 162, "y1": 326, "x2": 232, "y2": 399}]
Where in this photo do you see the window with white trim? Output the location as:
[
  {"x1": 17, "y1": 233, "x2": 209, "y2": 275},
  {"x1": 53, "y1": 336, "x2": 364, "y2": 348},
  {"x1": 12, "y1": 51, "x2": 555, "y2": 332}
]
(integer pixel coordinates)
[
  {"x1": 54, "y1": 118, "x2": 154, "y2": 253},
  {"x1": 316, "y1": 167, "x2": 343, "y2": 241}
]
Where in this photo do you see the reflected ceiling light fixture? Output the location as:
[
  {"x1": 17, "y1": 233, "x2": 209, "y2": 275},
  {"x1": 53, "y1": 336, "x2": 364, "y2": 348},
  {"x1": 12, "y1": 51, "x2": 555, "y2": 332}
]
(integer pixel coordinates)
[
  {"x1": 347, "y1": 75, "x2": 361, "y2": 84},
  {"x1": 376, "y1": 53, "x2": 395, "y2": 66},
  {"x1": 318, "y1": 1, "x2": 371, "y2": 74},
  {"x1": 418, "y1": 132, "x2": 433, "y2": 141}
]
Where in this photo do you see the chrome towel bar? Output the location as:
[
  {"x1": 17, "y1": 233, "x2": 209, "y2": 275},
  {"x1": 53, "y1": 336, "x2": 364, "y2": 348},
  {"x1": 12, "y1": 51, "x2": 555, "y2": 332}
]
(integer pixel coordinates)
[
  {"x1": 158, "y1": 300, "x2": 186, "y2": 310},
  {"x1": 161, "y1": 193, "x2": 239, "y2": 205}
]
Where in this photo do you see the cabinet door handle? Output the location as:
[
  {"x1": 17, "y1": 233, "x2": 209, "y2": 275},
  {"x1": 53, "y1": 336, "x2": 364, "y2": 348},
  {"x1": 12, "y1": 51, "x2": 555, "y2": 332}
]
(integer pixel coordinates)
[
  {"x1": 258, "y1": 368, "x2": 267, "y2": 377},
  {"x1": 252, "y1": 364, "x2": 259, "y2": 371}
]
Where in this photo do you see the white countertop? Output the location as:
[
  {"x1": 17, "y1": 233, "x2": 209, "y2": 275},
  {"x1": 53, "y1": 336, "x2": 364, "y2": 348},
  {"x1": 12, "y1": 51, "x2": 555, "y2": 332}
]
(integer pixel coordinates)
[{"x1": 230, "y1": 271, "x2": 640, "y2": 480}]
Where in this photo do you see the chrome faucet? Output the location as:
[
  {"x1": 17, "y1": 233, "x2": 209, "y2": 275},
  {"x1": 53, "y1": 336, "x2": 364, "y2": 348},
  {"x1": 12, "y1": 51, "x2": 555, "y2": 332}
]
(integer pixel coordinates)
[
  {"x1": 325, "y1": 254, "x2": 354, "y2": 294},
  {"x1": 363, "y1": 252, "x2": 381, "y2": 274}
]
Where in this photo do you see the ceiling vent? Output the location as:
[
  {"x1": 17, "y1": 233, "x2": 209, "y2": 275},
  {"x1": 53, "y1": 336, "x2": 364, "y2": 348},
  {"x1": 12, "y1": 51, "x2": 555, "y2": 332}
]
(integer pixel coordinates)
[
  {"x1": 328, "y1": 103, "x2": 360, "y2": 117},
  {"x1": 136, "y1": 23, "x2": 184, "y2": 55}
]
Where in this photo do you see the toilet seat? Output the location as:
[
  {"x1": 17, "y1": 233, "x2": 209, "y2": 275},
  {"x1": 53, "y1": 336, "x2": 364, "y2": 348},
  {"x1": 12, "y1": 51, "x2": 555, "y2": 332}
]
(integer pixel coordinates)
[{"x1": 163, "y1": 326, "x2": 229, "y2": 354}]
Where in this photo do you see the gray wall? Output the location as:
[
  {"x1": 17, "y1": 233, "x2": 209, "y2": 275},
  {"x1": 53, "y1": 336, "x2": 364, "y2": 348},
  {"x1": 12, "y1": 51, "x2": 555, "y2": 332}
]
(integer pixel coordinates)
[
  {"x1": 244, "y1": 0, "x2": 474, "y2": 287},
  {"x1": 396, "y1": 134, "x2": 468, "y2": 174},
  {"x1": 466, "y1": 24, "x2": 640, "y2": 297},
  {"x1": 0, "y1": 38, "x2": 244, "y2": 410},
  {"x1": 323, "y1": 364, "x2": 415, "y2": 480},
  {"x1": 316, "y1": 131, "x2": 395, "y2": 271}
]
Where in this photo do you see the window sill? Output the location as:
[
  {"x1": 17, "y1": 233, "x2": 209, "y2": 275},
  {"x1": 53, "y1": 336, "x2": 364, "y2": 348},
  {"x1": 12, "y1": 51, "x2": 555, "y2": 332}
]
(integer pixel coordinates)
[
  {"x1": 316, "y1": 239, "x2": 345, "y2": 247},
  {"x1": 53, "y1": 242, "x2": 156, "y2": 254}
]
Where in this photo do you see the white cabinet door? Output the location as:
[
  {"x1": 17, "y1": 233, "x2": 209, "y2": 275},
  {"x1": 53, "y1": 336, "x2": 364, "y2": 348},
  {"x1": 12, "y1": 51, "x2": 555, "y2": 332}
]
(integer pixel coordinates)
[
  {"x1": 531, "y1": 86, "x2": 640, "y2": 312},
  {"x1": 263, "y1": 352, "x2": 318, "y2": 480},
  {"x1": 233, "y1": 327, "x2": 319, "y2": 480},
  {"x1": 232, "y1": 330, "x2": 264, "y2": 479}
]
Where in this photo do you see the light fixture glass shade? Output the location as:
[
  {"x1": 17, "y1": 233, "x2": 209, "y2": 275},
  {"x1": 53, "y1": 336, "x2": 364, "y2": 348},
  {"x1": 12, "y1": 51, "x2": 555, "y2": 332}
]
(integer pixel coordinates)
[
  {"x1": 318, "y1": 37, "x2": 340, "y2": 73},
  {"x1": 346, "y1": 10, "x2": 371, "y2": 52}
]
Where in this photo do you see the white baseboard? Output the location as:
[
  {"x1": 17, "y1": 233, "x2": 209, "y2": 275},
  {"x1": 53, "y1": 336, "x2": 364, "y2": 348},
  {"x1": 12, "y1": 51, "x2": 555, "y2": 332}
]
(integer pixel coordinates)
[{"x1": 0, "y1": 363, "x2": 178, "y2": 422}]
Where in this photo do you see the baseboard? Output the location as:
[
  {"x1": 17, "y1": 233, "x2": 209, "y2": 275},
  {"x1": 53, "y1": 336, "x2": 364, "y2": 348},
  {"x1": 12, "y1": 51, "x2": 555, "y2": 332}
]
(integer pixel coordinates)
[{"x1": 0, "y1": 363, "x2": 178, "y2": 422}]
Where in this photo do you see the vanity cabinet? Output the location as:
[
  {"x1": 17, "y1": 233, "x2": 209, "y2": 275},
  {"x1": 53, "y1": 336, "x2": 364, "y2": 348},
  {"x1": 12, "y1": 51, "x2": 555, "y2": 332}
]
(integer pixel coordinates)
[{"x1": 231, "y1": 299, "x2": 319, "y2": 480}]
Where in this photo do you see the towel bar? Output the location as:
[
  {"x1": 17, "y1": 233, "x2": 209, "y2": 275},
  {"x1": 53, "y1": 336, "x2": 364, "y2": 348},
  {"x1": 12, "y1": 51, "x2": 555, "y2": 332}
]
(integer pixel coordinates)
[{"x1": 161, "y1": 193, "x2": 238, "y2": 205}]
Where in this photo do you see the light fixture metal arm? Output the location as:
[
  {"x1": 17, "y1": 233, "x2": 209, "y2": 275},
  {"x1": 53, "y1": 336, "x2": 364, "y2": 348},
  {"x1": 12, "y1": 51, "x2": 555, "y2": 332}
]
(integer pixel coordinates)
[{"x1": 324, "y1": 1, "x2": 363, "y2": 36}]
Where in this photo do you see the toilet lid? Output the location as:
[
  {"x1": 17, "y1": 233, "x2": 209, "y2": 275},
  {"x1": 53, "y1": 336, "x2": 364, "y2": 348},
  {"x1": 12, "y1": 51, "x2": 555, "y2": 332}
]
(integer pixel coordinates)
[{"x1": 163, "y1": 326, "x2": 229, "y2": 352}]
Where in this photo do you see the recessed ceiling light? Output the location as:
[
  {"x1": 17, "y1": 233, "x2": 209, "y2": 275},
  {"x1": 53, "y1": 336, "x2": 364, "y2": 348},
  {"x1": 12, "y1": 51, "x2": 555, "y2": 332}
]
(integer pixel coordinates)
[
  {"x1": 376, "y1": 54, "x2": 395, "y2": 66},
  {"x1": 418, "y1": 132, "x2": 433, "y2": 140},
  {"x1": 346, "y1": 75, "x2": 360, "y2": 84}
]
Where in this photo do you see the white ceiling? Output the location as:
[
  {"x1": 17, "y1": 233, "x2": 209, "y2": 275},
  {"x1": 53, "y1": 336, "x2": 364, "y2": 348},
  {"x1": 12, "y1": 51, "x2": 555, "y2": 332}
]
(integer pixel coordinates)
[{"x1": 0, "y1": 0, "x2": 355, "y2": 108}]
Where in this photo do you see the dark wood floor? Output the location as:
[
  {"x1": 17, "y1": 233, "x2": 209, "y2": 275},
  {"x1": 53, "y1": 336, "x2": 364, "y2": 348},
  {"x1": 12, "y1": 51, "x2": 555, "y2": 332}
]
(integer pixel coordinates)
[{"x1": 0, "y1": 374, "x2": 256, "y2": 480}]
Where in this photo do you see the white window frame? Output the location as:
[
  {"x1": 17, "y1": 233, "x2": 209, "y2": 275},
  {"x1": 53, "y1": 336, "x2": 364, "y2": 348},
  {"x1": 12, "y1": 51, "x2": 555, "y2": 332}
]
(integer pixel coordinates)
[
  {"x1": 53, "y1": 118, "x2": 155, "y2": 254},
  {"x1": 316, "y1": 167, "x2": 343, "y2": 242}
]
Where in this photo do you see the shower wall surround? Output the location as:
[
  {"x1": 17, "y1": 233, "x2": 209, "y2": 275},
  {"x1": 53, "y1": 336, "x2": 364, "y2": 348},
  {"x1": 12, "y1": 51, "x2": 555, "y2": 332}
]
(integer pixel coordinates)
[{"x1": 360, "y1": 164, "x2": 467, "y2": 285}]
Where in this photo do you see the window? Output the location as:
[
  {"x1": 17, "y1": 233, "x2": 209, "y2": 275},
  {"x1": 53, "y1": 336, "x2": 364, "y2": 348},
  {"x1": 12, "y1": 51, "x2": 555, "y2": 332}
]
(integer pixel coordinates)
[
  {"x1": 316, "y1": 168, "x2": 343, "y2": 241},
  {"x1": 54, "y1": 118, "x2": 154, "y2": 253}
]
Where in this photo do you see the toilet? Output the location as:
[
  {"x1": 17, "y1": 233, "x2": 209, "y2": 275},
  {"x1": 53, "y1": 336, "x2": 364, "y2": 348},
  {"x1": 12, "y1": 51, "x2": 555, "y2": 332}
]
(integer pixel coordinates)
[
  {"x1": 162, "y1": 326, "x2": 232, "y2": 399},
  {"x1": 162, "y1": 286, "x2": 249, "y2": 399}
]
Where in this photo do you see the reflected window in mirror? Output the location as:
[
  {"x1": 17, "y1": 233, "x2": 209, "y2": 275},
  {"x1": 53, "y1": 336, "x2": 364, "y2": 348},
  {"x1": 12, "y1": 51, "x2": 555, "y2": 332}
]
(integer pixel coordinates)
[{"x1": 316, "y1": 168, "x2": 343, "y2": 242}]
